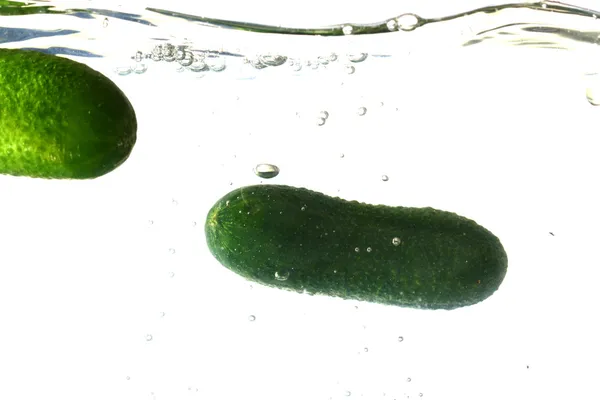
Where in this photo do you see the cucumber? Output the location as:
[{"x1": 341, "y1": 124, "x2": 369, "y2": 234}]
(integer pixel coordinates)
[
  {"x1": 0, "y1": 48, "x2": 136, "y2": 179},
  {"x1": 205, "y1": 184, "x2": 508, "y2": 310}
]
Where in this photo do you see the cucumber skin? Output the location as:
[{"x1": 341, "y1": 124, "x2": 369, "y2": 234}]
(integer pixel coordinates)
[
  {"x1": 205, "y1": 185, "x2": 508, "y2": 310},
  {"x1": 0, "y1": 48, "x2": 137, "y2": 179}
]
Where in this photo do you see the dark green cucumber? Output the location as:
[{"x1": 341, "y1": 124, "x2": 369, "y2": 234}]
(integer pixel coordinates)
[
  {"x1": 0, "y1": 48, "x2": 136, "y2": 179},
  {"x1": 205, "y1": 184, "x2": 508, "y2": 310}
]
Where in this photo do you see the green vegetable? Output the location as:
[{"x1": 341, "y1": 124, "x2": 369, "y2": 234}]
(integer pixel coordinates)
[
  {"x1": 0, "y1": 48, "x2": 136, "y2": 179},
  {"x1": 205, "y1": 184, "x2": 508, "y2": 310}
]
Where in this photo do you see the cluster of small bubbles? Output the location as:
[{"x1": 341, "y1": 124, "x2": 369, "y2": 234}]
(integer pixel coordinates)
[
  {"x1": 274, "y1": 270, "x2": 290, "y2": 281},
  {"x1": 357, "y1": 107, "x2": 367, "y2": 116},
  {"x1": 248, "y1": 315, "x2": 256, "y2": 321},
  {"x1": 254, "y1": 163, "x2": 280, "y2": 179},
  {"x1": 348, "y1": 53, "x2": 368, "y2": 63},
  {"x1": 392, "y1": 237, "x2": 402, "y2": 246},
  {"x1": 145, "y1": 334, "x2": 153, "y2": 341},
  {"x1": 346, "y1": 65, "x2": 356, "y2": 74},
  {"x1": 397, "y1": 13, "x2": 420, "y2": 31},
  {"x1": 386, "y1": 19, "x2": 398, "y2": 31},
  {"x1": 342, "y1": 25, "x2": 353, "y2": 35},
  {"x1": 382, "y1": 175, "x2": 389, "y2": 182},
  {"x1": 366, "y1": 247, "x2": 372, "y2": 252}
]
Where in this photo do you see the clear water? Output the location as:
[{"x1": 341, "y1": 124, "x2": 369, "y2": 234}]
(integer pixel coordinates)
[{"x1": 2, "y1": 1, "x2": 600, "y2": 399}]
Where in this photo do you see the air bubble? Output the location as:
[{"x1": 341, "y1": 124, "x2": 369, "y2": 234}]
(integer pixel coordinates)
[
  {"x1": 115, "y1": 66, "x2": 132, "y2": 76},
  {"x1": 102, "y1": 18, "x2": 109, "y2": 28},
  {"x1": 357, "y1": 107, "x2": 367, "y2": 116},
  {"x1": 189, "y1": 57, "x2": 208, "y2": 72},
  {"x1": 134, "y1": 51, "x2": 143, "y2": 62},
  {"x1": 407, "y1": 377, "x2": 412, "y2": 382},
  {"x1": 248, "y1": 315, "x2": 256, "y2": 321},
  {"x1": 364, "y1": 347, "x2": 369, "y2": 352},
  {"x1": 328, "y1": 53, "x2": 338, "y2": 62},
  {"x1": 342, "y1": 25, "x2": 353, "y2": 35},
  {"x1": 275, "y1": 270, "x2": 290, "y2": 281},
  {"x1": 585, "y1": 77, "x2": 600, "y2": 105},
  {"x1": 397, "y1": 13, "x2": 420, "y2": 31},
  {"x1": 206, "y1": 55, "x2": 226, "y2": 72},
  {"x1": 259, "y1": 54, "x2": 288, "y2": 66},
  {"x1": 355, "y1": 247, "x2": 360, "y2": 252},
  {"x1": 319, "y1": 111, "x2": 330, "y2": 119},
  {"x1": 345, "y1": 391, "x2": 352, "y2": 397},
  {"x1": 348, "y1": 53, "x2": 368, "y2": 63},
  {"x1": 392, "y1": 237, "x2": 402, "y2": 246},
  {"x1": 386, "y1": 19, "x2": 398, "y2": 31},
  {"x1": 254, "y1": 163, "x2": 280, "y2": 179},
  {"x1": 366, "y1": 247, "x2": 372, "y2": 252},
  {"x1": 169, "y1": 272, "x2": 175, "y2": 278},
  {"x1": 301, "y1": 205, "x2": 307, "y2": 211},
  {"x1": 340, "y1": 153, "x2": 345, "y2": 158},
  {"x1": 346, "y1": 65, "x2": 356, "y2": 74},
  {"x1": 145, "y1": 334, "x2": 153, "y2": 341},
  {"x1": 317, "y1": 117, "x2": 326, "y2": 126},
  {"x1": 178, "y1": 51, "x2": 194, "y2": 67},
  {"x1": 398, "y1": 336, "x2": 404, "y2": 342},
  {"x1": 382, "y1": 175, "x2": 389, "y2": 181}
]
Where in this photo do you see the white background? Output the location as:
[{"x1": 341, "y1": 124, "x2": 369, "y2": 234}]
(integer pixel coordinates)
[{"x1": 1, "y1": 1, "x2": 600, "y2": 399}]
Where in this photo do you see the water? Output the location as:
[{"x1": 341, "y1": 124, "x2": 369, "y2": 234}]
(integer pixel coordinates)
[{"x1": 2, "y1": 1, "x2": 600, "y2": 400}]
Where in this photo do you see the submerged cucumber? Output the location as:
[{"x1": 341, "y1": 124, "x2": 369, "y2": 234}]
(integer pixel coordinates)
[
  {"x1": 205, "y1": 184, "x2": 508, "y2": 310},
  {"x1": 0, "y1": 48, "x2": 137, "y2": 179}
]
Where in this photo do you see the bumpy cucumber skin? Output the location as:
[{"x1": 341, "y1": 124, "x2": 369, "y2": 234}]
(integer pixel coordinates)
[
  {"x1": 205, "y1": 184, "x2": 508, "y2": 310},
  {"x1": 0, "y1": 48, "x2": 137, "y2": 179}
]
